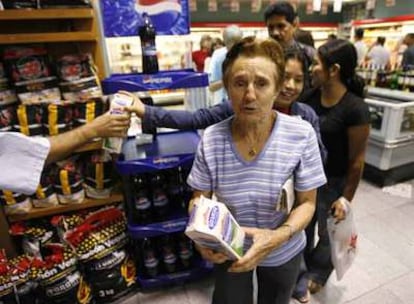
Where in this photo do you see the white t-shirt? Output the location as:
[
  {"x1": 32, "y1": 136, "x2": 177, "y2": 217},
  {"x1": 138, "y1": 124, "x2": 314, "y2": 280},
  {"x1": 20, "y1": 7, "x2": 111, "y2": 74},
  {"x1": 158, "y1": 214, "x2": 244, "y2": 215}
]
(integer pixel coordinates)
[
  {"x1": 0, "y1": 133, "x2": 50, "y2": 194},
  {"x1": 367, "y1": 45, "x2": 390, "y2": 67},
  {"x1": 354, "y1": 40, "x2": 367, "y2": 65}
]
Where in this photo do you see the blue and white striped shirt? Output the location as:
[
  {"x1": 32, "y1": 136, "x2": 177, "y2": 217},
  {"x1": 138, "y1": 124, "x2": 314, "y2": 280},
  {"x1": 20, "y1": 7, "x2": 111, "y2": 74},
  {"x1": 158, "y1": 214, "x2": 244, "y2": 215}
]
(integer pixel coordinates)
[{"x1": 187, "y1": 112, "x2": 326, "y2": 267}]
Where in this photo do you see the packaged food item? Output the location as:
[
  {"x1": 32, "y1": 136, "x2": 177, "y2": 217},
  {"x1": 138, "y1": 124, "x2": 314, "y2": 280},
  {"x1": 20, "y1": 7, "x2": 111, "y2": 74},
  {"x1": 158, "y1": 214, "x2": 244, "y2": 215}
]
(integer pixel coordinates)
[
  {"x1": 103, "y1": 93, "x2": 133, "y2": 154},
  {"x1": 54, "y1": 159, "x2": 85, "y2": 205},
  {"x1": 185, "y1": 196, "x2": 245, "y2": 260},
  {"x1": 0, "y1": 190, "x2": 32, "y2": 215},
  {"x1": 31, "y1": 166, "x2": 59, "y2": 208},
  {"x1": 14, "y1": 104, "x2": 44, "y2": 136},
  {"x1": 73, "y1": 98, "x2": 106, "y2": 127},
  {"x1": 39, "y1": 0, "x2": 91, "y2": 8},
  {"x1": 43, "y1": 102, "x2": 73, "y2": 136},
  {"x1": 0, "y1": 251, "x2": 36, "y2": 304},
  {"x1": 2, "y1": 0, "x2": 38, "y2": 9},
  {"x1": 64, "y1": 207, "x2": 136, "y2": 303},
  {"x1": 0, "y1": 102, "x2": 17, "y2": 132},
  {"x1": 15, "y1": 77, "x2": 61, "y2": 105},
  {"x1": 32, "y1": 243, "x2": 92, "y2": 304},
  {"x1": 0, "y1": 78, "x2": 18, "y2": 106},
  {"x1": 83, "y1": 150, "x2": 115, "y2": 199}
]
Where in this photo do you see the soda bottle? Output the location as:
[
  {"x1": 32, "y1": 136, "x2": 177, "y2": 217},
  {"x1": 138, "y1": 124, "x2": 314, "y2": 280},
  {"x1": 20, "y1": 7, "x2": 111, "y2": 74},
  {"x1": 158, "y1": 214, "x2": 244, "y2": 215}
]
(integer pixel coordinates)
[
  {"x1": 159, "y1": 235, "x2": 177, "y2": 273},
  {"x1": 142, "y1": 238, "x2": 159, "y2": 277},
  {"x1": 133, "y1": 175, "x2": 153, "y2": 224},
  {"x1": 138, "y1": 13, "x2": 159, "y2": 74},
  {"x1": 166, "y1": 168, "x2": 184, "y2": 210},
  {"x1": 178, "y1": 234, "x2": 193, "y2": 269},
  {"x1": 180, "y1": 166, "x2": 193, "y2": 210},
  {"x1": 151, "y1": 173, "x2": 170, "y2": 221}
]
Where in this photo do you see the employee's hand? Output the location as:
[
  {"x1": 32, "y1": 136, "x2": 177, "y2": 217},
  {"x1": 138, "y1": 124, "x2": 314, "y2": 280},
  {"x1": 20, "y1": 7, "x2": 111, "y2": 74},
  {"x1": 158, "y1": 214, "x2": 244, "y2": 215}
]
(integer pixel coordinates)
[
  {"x1": 88, "y1": 112, "x2": 131, "y2": 138},
  {"x1": 120, "y1": 90, "x2": 146, "y2": 118},
  {"x1": 195, "y1": 244, "x2": 228, "y2": 264},
  {"x1": 228, "y1": 227, "x2": 279, "y2": 273}
]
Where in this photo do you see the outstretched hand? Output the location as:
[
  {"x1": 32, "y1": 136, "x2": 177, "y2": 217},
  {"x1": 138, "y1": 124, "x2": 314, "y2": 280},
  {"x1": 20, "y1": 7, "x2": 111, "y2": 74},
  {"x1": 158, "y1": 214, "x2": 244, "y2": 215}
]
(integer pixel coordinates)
[
  {"x1": 89, "y1": 112, "x2": 131, "y2": 138},
  {"x1": 119, "y1": 90, "x2": 146, "y2": 118}
]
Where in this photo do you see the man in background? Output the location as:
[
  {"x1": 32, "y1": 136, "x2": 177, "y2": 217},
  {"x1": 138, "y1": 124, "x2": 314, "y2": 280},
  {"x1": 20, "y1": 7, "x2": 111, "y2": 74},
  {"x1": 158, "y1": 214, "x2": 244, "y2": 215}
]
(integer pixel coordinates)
[
  {"x1": 366, "y1": 36, "x2": 390, "y2": 68},
  {"x1": 264, "y1": 1, "x2": 315, "y2": 87},
  {"x1": 402, "y1": 33, "x2": 414, "y2": 69},
  {"x1": 353, "y1": 28, "x2": 367, "y2": 65},
  {"x1": 192, "y1": 34, "x2": 213, "y2": 72},
  {"x1": 208, "y1": 25, "x2": 243, "y2": 105}
]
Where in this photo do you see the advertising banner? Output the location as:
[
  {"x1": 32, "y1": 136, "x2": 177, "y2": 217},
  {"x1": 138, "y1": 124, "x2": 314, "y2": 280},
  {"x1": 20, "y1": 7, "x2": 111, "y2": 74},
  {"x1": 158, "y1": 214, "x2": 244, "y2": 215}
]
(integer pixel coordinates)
[{"x1": 101, "y1": 0, "x2": 190, "y2": 37}]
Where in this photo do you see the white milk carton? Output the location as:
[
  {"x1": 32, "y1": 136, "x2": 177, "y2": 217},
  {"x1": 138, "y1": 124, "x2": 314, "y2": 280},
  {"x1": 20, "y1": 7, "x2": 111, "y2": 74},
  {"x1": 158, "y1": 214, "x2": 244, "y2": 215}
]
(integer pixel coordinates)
[
  {"x1": 103, "y1": 93, "x2": 133, "y2": 154},
  {"x1": 185, "y1": 196, "x2": 245, "y2": 260}
]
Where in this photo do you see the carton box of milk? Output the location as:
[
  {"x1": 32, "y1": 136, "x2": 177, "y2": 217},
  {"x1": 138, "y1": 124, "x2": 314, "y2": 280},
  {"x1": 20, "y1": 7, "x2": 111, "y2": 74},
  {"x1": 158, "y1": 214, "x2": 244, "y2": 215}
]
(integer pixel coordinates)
[
  {"x1": 185, "y1": 196, "x2": 245, "y2": 260},
  {"x1": 103, "y1": 93, "x2": 133, "y2": 154}
]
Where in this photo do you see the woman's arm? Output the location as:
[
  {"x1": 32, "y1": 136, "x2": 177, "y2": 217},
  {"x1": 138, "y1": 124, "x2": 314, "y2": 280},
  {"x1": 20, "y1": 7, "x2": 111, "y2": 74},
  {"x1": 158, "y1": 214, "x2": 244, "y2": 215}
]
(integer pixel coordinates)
[
  {"x1": 332, "y1": 124, "x2": 370, "y2": 220},
  {"x1": 229, "y1": 189, "x2": 317, "y2": 272}
]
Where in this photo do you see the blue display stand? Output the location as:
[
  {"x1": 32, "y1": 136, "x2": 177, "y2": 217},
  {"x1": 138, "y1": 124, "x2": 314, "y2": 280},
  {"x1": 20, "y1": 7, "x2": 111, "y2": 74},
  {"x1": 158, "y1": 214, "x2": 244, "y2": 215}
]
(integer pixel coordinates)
[{"x1": 116, "y1": 131, "x2": 212, "y2": 289}]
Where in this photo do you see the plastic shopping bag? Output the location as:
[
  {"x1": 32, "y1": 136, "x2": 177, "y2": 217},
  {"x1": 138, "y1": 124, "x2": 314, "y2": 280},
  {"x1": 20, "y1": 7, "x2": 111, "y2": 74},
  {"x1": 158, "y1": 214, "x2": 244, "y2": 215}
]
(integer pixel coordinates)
[{"x1": 327, "y1": 199, "x2": 358, "y2": 281}]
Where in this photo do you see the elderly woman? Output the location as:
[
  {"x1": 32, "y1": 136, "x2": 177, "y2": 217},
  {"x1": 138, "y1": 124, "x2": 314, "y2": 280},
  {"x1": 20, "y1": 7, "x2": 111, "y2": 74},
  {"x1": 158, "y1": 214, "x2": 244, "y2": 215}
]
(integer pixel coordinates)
[{"x1": 187, "y1": 36, "x2": 326, "y2": 304}]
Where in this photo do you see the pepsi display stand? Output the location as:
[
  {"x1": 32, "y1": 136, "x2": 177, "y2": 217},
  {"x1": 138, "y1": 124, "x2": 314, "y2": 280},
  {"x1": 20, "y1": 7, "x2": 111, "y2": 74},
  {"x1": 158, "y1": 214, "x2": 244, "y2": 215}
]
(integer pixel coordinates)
[{"x1": 103, "y1": 71, "x2": 212, "y2": 289}]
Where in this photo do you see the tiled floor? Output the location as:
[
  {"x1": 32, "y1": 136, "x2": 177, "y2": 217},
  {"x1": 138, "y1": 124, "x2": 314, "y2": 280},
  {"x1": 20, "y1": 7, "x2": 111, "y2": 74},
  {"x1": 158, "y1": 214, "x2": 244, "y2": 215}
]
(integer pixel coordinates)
[{"x1": 119, "y1": 178, "x2": 414, "y2": 304}]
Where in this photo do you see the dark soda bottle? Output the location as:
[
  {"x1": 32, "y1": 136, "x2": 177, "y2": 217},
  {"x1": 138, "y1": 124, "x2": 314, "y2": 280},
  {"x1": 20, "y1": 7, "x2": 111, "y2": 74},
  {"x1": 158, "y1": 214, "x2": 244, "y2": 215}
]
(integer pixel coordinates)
[
  {"x1": 142, "y1": 238, "x2": 159, "y2": 277},
  {"x1": 138, "y1": 13, "x2": 159, "y2": 74},
  {"x1": 178, "y1": 234, "x2": 193, "y2": 269},
  {"x1": 166, "y1": 168, "x2": 184, "y2": 210},
  {"x1": 160, "y1": 235, "x2": 177, "y2": 273},
  {"x1": 133, "y1": 175, "x2": 153, "y2": 224},
  {"x1": 151, "y1": 173, "x2": 170, "y2": 221}
]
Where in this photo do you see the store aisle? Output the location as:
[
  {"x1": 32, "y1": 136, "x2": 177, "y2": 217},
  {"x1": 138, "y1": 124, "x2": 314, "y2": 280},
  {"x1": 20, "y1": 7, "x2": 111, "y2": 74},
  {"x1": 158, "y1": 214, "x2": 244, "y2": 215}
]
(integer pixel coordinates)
[{"x1": 119, "y1": 178, "x2": 414, "y2": 304}]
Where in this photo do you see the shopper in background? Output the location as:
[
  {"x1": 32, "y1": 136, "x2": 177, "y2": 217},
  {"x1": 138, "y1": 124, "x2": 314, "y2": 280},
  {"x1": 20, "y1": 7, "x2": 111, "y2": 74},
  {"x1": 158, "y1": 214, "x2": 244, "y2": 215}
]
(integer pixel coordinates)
[
  {"x1": 0, "y1": 112, "x2": 131, "y2": 195},
  {"x1": 187, "y1": 36, "x2": 326, "y2": 304},
  {"x1": 299, "y1": 39, "x2": 370, "y2": 294},
  {"x1": 123, "y1": 50, "x2": 326, "y2": 163},
  {"x1": 366, "y1": 36, "x2": 391, "y2": 68},
  {"x1": 192, "y1": 34, "x2": 213, "y2": 72},
  {"x1": 353, "y1": 28, "x2": 367, "y2": 65},
  {"x1": 204, "y1": 38, "x2": 225, "y2": 83},
  {"x1": 263, "y1": 1, "x2": 315, "y2": 82},
  {"x1": 208, "y1": 25, "x2": 243, "y2": 105},
  {"x1": 402, "y1": 33, "x2": 414, "y2": 69},
  {"x1": 327, "y1": 34, "x2": 337, "y2": 42}
]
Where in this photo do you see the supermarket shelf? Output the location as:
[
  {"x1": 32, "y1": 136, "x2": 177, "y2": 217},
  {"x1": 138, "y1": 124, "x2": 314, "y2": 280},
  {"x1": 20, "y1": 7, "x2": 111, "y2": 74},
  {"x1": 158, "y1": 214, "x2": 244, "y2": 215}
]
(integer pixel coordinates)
[
  {"x1": 7, "y1": 193, "x2": 124, "y2": 222},
  {"x1": 0, "y1": 8, "x2": 94, "y2": 20},
  {"x1": 74, "y1": 139, "x2": 103, "y2": 153},
  {"x1": 0, "y1": 32, "x2": 96, "y2": 44}
]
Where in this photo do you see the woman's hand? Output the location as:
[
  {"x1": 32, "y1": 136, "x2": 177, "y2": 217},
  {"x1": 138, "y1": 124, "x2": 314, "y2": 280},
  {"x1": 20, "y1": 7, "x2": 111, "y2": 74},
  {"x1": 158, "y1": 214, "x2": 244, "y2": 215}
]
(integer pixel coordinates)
[
  {"x1": 195, "y1": 244, "x2": 228, "y2": 264},
  {"x1": 228, "y1": 227, "x2": 283, "y2": 273},
  {"x1": 331, "y1": 198, "x2": 348, "y2": 222}
]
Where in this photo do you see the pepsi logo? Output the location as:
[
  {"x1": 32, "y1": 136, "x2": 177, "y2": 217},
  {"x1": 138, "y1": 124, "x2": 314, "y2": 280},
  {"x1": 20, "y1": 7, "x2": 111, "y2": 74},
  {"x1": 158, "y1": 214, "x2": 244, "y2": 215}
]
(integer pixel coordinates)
[{"x1": 135, "y1": 0, "x2": 182, "y2": 32}]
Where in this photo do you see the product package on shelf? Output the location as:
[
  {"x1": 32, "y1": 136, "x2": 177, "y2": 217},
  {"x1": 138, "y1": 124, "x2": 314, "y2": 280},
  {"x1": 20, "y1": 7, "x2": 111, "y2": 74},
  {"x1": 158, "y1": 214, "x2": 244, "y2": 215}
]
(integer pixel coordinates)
[
  {"x1": 56, "y1": 53, "x2": 102, "y2": 101},
  {"x1": 0, "y1": 190, "x2": 32, "y2": 215},
  {"x1": 9, "y1": 221, "x2": 55, "y2": 257},
  {"x1": 0, "y1": 102, "x2": 17, "y2": 132},
  {"x1": 64, "y1": 207, "x2": 136, "y2": 303},
  {"x1": 185, "y1": 196, "x2": 245, "y2": 260},
  {"x1": 39, "y1": 0, "x2": 91, "y2": 8},
  {"x1": 73, "y1": 98, "x2": 107, "y2": 127},
  {"x1": 0, "y1": 66, "x2": 18, "y2": 106},
  {"x1": 31, "y1": 166, "x2": 59, "y2": 208},
  {"x1": 31, "y1": 243, "x2": 92, "y2": 304},
  {"x1": 2, "y1": 0, "x2": 39, "y2": 8},
  {"x1": 53, "y1": 157, "x2": 85, "y2": 205},
  {"x1": 0, "y1": 250, "x2": 36, "y2": 304},
  {"x1": 42, "y1": 102, "x2": 74, "y2": 136},
  {"x1": 13, "y1": 103, "x2": 44, "y2": 136},
  {"x1": 83, "y1": 150, "x2": 115, "y2": 199}
]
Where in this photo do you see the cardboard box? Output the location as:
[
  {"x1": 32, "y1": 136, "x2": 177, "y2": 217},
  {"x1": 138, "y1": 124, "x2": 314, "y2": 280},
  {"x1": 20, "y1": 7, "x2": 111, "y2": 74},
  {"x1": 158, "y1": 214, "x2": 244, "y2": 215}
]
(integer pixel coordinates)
[
  {"x1": 185, "y1": 196, "x2": 245, "y2": 260},
  {"x1": 103, "y1": 93, "x2": 133, "y2": 154}
]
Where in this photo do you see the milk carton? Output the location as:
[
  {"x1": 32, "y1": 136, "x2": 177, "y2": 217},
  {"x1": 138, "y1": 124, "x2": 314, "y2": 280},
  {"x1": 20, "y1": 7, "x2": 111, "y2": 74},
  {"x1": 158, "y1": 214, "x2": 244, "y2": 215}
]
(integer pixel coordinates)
[
  {"x1": 185, "y1": 196, "x2": 245, "y2": 260},
  {"x1": 103, "y1": 93, "x2": 133, "y2": 154}
]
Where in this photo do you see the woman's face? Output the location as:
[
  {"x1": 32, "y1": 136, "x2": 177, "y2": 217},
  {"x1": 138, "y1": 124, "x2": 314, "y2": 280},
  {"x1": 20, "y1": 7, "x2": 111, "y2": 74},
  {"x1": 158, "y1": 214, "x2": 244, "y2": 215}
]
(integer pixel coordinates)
[
  {"x1": 277, "y1": 58, "x2": 304, "y2": 108},
  {"x1": 226, "y1": 56, "x2": 279, "y2": 125},
  {"x1": 311, "y1": 55, "x2": 329, "y2": 87}
]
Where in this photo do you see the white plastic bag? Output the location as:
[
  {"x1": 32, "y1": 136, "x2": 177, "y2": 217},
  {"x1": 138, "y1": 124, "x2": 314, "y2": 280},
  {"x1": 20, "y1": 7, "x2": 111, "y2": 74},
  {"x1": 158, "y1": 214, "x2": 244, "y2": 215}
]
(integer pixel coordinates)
[{"x1": 327, "y1": 199, "x2": 358, "y2": 281}]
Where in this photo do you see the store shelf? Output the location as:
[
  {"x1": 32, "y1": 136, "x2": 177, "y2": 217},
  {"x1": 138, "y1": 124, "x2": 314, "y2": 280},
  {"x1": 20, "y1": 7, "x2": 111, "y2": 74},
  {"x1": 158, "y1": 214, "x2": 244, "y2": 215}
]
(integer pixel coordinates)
[
  {"x1": 74, "y1": 139, "x2": 103, "y2": 153},
  {"x1": 0, "y1": 8, "x2": 94, "y2": 20},
  {"x1": 0, "y1": 32, "x2": 96, "y2": 44},
  {"x1": 7, "y1": 193, "x2": 123, "y2": 222},
  {"x1": 128, "y1": 214, "x2": 189, "y2": 239}
]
